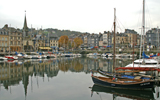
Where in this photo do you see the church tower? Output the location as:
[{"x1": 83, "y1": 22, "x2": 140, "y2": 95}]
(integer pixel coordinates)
[{"x1": 23, "y1": 11, "x2": 29, "y2": 37}]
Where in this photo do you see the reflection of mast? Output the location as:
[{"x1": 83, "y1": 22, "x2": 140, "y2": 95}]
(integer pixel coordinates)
[
  {"x1": 37, "y1": 76, "x2": 39, "y2": 88},
  {"x1": 31, "y1": 75, "x2": 33, "y2": 92},
  {"x1": 9, "y1": 63, "x2": 11, "y2": 94}
]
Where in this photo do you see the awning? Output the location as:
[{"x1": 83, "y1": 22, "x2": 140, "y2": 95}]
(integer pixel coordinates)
[{"x1": 39, "y1": 47, "x2": 52, "y2": 50}]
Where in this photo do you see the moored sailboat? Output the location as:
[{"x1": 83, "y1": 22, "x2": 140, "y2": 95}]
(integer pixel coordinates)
[{"x1": 91, "y1": 7, "x2": 155, "y2": 90}]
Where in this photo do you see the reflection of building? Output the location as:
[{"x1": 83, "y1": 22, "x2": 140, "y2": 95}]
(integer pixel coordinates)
[{"x1": 0, "y1": 62, "x2": 22, "y2": 89}]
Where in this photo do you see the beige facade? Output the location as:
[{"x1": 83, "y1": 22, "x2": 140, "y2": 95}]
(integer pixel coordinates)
[
  {"x1": 99, "y1": 41, "x2": 103, "y2": 47},
  {"x1": 125, "y1": 33, "x2": 137, "y2": 46},
  {"x1": 0, "y1": 30, "x2": 9, "y2": 52},
  {"x1": 50, "y1": 40, "x2": 58, "y2": 47},
  {"x1": 10, "y1": 31, "x2": 23, "y2": 52},
  {"x1": 2, "y1": 24, "x2": 23, "y2": 52}
]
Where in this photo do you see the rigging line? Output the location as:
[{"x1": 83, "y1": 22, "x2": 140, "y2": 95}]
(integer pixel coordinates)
[
  {"x1": 111, "y1": 23, "x2": 114, "y2": 33},
  {"x1": 116, "y1": 17, "x2": 126, "y2": 32},
  {"x1": 116, "y1": 21, "x2": 123, "y2": 33}
]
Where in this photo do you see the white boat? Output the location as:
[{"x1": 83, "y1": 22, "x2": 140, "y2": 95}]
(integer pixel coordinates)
[
  {"x1": 46, "y1": 52, "x2": 57, "y2": 58},
  {"x1": 76, "y1": 53, "x2": 82, "y2": 57},
  {"x1": 23, "y1": 54, "x2": 32, "y2": 59},
  {"x1": 29, "y1": 52, "x2": 42, "y2": 59},
  {"x1": 5, "y1": 55, "x2": 18, "y2": 60},
  {"x1": 0, "y1": 56, "x2": 7, "y2": 60},
  {"x1": 125, "y1": 59, "x2": 159, "y2": 68},
  {"x1": 16, "y1": 53, "x2": 24, "y2": 60},
  {"x1": 87, "y1": 53, "x2": 101, "y2": 57},
  {"x1": 39, "y1": 52, "x2": 47, "y2": 59}
]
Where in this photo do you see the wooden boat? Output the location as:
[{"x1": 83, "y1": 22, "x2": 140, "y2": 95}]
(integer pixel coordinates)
[
  {"x1": 91, "y1": 84, "x2": 155, "y2": 100},
  {"x1": 97, "y1": 69, "x2": 153, "y2": 80},
  {"x1": 91, "y1": 75, "x2": 155, "y2": 90}
]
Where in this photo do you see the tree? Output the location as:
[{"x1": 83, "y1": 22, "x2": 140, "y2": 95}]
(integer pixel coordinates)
[
  {"x1": 73, "y1": 37, "x2": 83, "y2": 48},
  {"x1": 58, "y1": 35, "x2": 69, "y2": 47}
]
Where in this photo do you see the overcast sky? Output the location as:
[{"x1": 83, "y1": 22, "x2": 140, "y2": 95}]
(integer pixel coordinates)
[{"x1": 0, "y1": 0, "x2": 159, "y2": 34}]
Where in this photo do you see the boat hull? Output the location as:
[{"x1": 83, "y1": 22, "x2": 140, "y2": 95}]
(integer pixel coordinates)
[{"x1": 92, "y1": 76, "x2": 155, "y2": 90}]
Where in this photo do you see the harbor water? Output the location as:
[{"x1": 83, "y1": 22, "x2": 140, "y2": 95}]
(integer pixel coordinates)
[{"x1": 0, "y1": 57, "x2": 160, "y2": 100}]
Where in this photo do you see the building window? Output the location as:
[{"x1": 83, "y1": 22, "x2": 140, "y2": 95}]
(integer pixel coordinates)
[
  {"x1": 5, "y1": 43, "x2": 7, "y2": 47},
  {"x1": 149, "y1": 34, "x2": 151, "y2": 37}
]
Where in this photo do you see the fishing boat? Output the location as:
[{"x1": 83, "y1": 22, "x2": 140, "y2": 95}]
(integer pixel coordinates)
[{"x1": 90, "y1": 84, "x2": 155, "y2": 100}]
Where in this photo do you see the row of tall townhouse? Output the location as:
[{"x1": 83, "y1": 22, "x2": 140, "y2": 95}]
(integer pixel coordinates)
[
  {"x1": 146, "y1": 28, "x2": 160, "y2": 48},
  {"x1": 1, "y1": 24, "x2": 158, "y2": 53},
  {"x1": 78, "y1": 29, "x2": 140, "y2": 49},
  {"x1": 0, "y1": 24, "x2": 59, "y2": 53},
  {"x1": 0, "y1": 25, "x2": 23, "y2": 52}
]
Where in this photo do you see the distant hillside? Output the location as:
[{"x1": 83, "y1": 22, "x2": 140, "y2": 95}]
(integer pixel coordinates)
[{"x1": 44, "y1": 28, "x2": 85, "y2": 37}]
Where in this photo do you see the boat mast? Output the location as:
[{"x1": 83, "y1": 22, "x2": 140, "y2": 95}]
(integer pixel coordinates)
[
  {"x1": 9, "y1": 24, "x2": 11, "y2": 55},
  {"x1": 142, "y1": 0, "x2": 145, "y2": 56},
  {"x1": 157, "y1": 26, "x2": 159, "y2": 54},
  {"x1": 31, "y1": 24, "x2": 32, "y2": 52},
  {"x1": 113, "y1": 8, "x2": 116, "y2": 73}
]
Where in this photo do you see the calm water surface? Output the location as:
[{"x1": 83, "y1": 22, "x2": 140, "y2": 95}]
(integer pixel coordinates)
[{"x1": 0, "y1": 57, "x2": 159, "y2": 100}]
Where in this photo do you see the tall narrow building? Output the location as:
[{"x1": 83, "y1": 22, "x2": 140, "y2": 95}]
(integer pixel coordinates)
[{"x1": 23, "y1": 11, "x2": 29, "y2": 37}]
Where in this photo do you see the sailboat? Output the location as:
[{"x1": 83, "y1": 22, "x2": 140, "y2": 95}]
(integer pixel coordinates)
[
  {"x1": 91, "y1": 8, "x2": 155, "y2": 90},
  {"x1": 124, "y1": 0, "x2": 160, "y2": 71}
]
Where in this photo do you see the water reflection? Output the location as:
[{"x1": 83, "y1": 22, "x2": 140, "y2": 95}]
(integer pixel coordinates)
[
  {"x1": 90, "y1": 84, "x2": 155, "y2": 100},
  {"x1": 0, "y1": 57, "x2": 159, "y2": 100}
]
